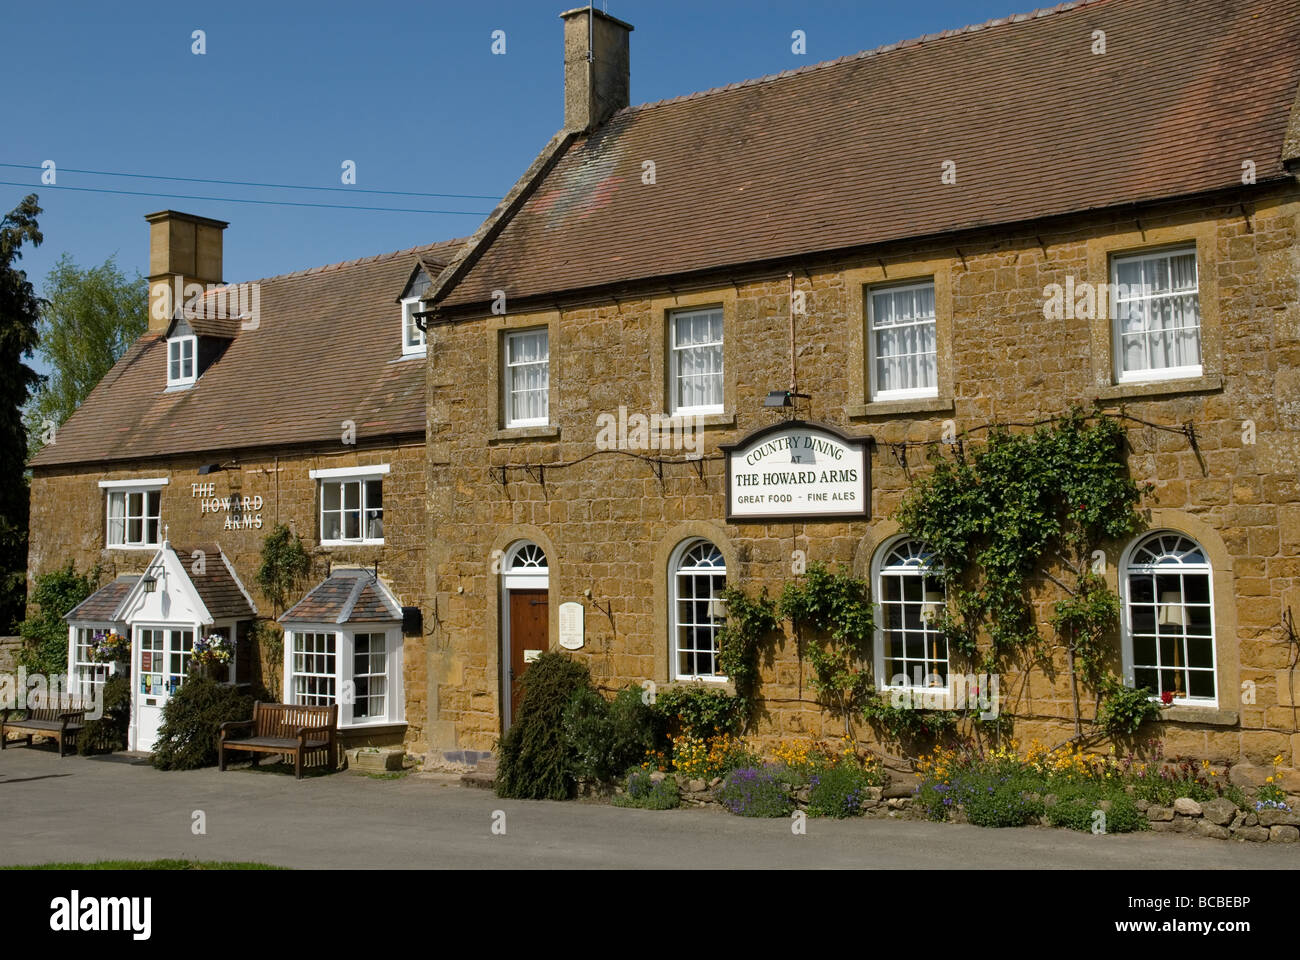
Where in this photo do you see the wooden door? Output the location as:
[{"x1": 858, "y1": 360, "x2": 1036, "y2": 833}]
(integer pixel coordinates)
[{"x1": 508, "y1": 589, "x2": 549, "y2": 726}]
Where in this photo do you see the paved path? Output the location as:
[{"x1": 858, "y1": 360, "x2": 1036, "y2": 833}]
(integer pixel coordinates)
[{"x1": 0, "y1": 748, "x2": 1295, "y2": 869}]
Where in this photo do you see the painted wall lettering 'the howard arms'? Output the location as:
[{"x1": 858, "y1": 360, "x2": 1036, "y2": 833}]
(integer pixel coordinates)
[{"x1": 23, "y1": 0, "x2": 1300, "y2": 791}]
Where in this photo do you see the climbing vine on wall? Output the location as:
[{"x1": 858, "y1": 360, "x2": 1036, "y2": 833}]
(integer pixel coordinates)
[
  {"x1": 896, "y1": 407, "x2": 1151, "y2": 736},
  {"x1": 778, "y1": 563, "x2": 874, "y2": 736}
]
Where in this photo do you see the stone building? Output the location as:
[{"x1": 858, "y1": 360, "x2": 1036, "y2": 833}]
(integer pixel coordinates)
[
  {"x1": 414, "y1": 0, "x2": 1300, "y2": 786},
  {"x1": 26, "y1": 209, "x2": 461, "y2": 751}
]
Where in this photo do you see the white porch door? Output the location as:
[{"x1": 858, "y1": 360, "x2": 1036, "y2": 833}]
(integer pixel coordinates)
[{"x1": 132, "y1": 627, "x2": 193, "y2": 751}]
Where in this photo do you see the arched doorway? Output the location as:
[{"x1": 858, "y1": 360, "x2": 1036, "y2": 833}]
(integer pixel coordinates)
[{"x1": 500, "y1": 541, "x2": 549, "y2": 730}]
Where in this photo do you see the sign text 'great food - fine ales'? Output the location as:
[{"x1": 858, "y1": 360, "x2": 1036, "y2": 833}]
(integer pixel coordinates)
[{"x1": 723, "y1": 422, "x2": 871, "y2": 521}]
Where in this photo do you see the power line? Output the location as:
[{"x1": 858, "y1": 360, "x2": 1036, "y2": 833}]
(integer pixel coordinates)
[
  {"x1": 0, "y1": 162, "x2": 502, "y2": 201},
  {"x1": 0, "y1": 180, "x2": 491, "y2": 216}
]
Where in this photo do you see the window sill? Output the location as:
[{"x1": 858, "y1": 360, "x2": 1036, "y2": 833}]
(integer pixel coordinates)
[
  {"x1": 490, "y1": 424, "x2": 561, "y2": 444},
  {"x1": 339, "y1": 720, "x2": 408, "y2": 734},
  {"x1": 663, "y1": 678, "x2": 735, "y2": 695},
  {"x1": 1093, "y1": 374, "x2": 1222, "y2": 402},
  {"x1": 1162, "y1": 704, "x2": 1237, "y2": 726},
  {"x1": 394, "y1": 351, "x2": 426, "y2": 362},
  {"x1": 660, "y1": 411, "x2": 735, "y2": 429},
  {"x1": 847, "y1": 396, "x2": 954, "y2": 419},
  {"x1": 320, "y1": 540, "x2": 385, "y2": 548},
  {"x1": 106, "y1": 544, "x2": 160, "y2": 551}
]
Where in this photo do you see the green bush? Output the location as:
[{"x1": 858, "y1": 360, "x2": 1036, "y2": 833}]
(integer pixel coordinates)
[
  {"x1": 806, "y1": 762, "x2": 877, "y2": 818},
  {"x1": 563, "y1": 684, "x2": 664, "y2": 784},
  {"x1": 495, "y1": 652, "x2": 592, "y2": 800},
  {"x1": 612, "y1": 770, "x2": 680, "y2": 810},
  {"x1": 151, "y1": 677, "x2": 265, "y2": 770},
  {"x1": 654, "y1": 684, "x2": 745, "y2": 739},
  {"x1": 961, "y1": 779, "x2": 1043, "y2": 828},
  {"x1": 1045, "y1": 786, "x2": 1146, "y2": 833},
  {"x1": 717, "y1": 765, "x2": 794, "y2": 817},
  {"x1": 78, "y1": 674, "x2": 131, "y2": 754},
  {"x1": 18, "y1": 563, "x2": 99, "y2": 675},
  {"x1": 1097, "y1": 682, "x2": 1164, "y2": 736}
]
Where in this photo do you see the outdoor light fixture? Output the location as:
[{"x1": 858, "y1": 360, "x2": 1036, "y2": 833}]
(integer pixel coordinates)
[
  {"x1": 197, "y1": 463, "x2": 222, "y2": 475},
  {"x1": 141, "y1": 574, "x2": 157, "y2": 594},
  {"x1": 763, "y1": 390, "x2": 811, "y2": 408}
]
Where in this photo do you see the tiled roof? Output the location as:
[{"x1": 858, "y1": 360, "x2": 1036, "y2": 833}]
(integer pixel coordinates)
[
  {"x1": 179, "y1": 543, "x2": 257, "y2": 621},
  {"x1": 64, "y1": 575, "x2": 138, "y2": 623},
  {"x1": 279, "y1": 569, "x2": 402, "y2": 625},
  {"x1": 432, "y1": 0, "x2": 1300, "y2": 309},
  {"x1": 31, "y1": 238, "x2": 467, "y2": 467}
]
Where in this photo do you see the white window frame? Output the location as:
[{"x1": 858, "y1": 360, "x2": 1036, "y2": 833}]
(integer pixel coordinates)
[
  {"x1": 867, "y1": 280, "x2": 939, "y2": 401},
  {"x1": 1120, "y1": 531, "x2": 1218, "y2": 707},
  {"x1": 284, "y1": 625, "x2": 404, "y2": 727},
  {"x1": 669, "y1": 538, "x2": 728, "y2": 682},
  {"x1": 872, "y1": 538, "x2": 949, "y2": 694},
  {"x1": 669, "y1": 306, "x2": 725, "y2": 415},
  {"x1": 401, "y1": 296, "x2": 426, "y2": 356},
  {"x1": 1110, "y1": 246, "x2": 1202, "y2": 384},
  {"x1": 503, "y1": 328, "x2": 550, "y2": 428},
  {"x1": 99, "y1": 479, "x2": 167, "y2": 549},
  {"x1": 310, "y1": 465, "x2": 389, "y2": 546},
  {"x1": 67, "y1": 623, "x2": 123, "y2": 701},
  {"x1": 166, "y1": 335, "x2": 197, "y2": 387}
]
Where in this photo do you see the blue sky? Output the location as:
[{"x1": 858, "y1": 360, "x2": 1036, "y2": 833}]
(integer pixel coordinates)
[{"x1": 5, "y1": 0, "x2": 1030, "y2": 372}]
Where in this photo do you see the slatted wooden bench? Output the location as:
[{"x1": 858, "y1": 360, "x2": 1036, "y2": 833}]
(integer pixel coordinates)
[
  {"x1": 218, "y1": 702, "x2": 338, "y2": 779},
  {"x1": 1, "y1": 707, "x2": 87, "y2": 757}
]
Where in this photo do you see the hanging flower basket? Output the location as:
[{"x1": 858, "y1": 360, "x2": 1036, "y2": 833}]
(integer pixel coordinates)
[
  {"x1": 192, "y1": 634, "x2": 234, "y2": 678},
  {"x1": 90, "y1": 631, "x2": 130, "y2": 665}
]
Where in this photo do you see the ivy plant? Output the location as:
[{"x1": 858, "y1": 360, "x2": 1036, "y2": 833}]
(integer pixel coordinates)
[
  {"x1": 896, "y1": 408, "x2": 1150, "y2": 735},
  {"x1": 255, "y1": 524, "x2": 313, "y2": 615},
  {"x1": 778, "y1": 562, "x2": 874, "y2": 736}
]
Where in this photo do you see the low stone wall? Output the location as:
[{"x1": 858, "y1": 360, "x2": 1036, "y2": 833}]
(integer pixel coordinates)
[
  {"x1": 0, "y1": 636, "x2": 20, "y2": 675},
  {"x1": 608, "y1": 772, "x2": 1300, "y2": 842}
]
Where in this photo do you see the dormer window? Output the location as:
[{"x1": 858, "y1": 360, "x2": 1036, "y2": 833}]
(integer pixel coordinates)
[
  {"x1": 167, "y1": 335, "x2": 196, "y2": 387},
  {"x1": 400, "y1": 267, "x2": 431, "y2": 357}
]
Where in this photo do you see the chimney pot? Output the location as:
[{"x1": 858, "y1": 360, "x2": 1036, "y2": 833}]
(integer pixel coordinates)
[{"x1": 560, "y1": 6, "x2": 633, "y2": 133}]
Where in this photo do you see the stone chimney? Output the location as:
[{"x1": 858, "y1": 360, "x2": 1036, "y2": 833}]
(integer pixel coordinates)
[
  {"x1": 145, "y1": 210, "x2": 228, "y2": 333},
  {"x1": 561, "y1": 6, "x2": 633, "y2": 133}
]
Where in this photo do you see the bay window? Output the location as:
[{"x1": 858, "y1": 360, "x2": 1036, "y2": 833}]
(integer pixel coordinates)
[{"x1": 287, "y1": 626, "x2": 403, "y2": 726}]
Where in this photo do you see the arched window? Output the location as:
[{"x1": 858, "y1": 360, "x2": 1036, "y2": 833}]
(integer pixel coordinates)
[
  {"x1": 505, "y1": 541, "x2": 548, "y2": 572},
  {"x1": 875, "y1": 539, "x2": 947, "y2": 688},
  {"x1": 1123, "y1": 532, "x2": 1215, "y2": 704},
  {"x1": 670, "y1": 539, "x2": 727, "y2": 680}
]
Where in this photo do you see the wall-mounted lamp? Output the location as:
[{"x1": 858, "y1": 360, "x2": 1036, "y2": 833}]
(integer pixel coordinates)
[
  {"x1": 763, "y1": 390, "x2": 811, "y2": 408},
  {"x1": 141, "y1": 574, "x2": 158, "y2": 594},
  {"x1": 197, "y1": 463, "x2": 222, "y2": 475}
]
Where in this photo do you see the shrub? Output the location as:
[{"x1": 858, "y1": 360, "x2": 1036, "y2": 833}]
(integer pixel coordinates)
[
  {"x1": 654, "y1": 684, "x2": 745, "y2": 739},
  {"x1": 151, "y1": 677, "x2": 265, "y2": 770},
  {"x1": 612, "y1": 770, "x2": 680, "y2": 810},
  {"x1": 563, "y1": 684, "x2": 663, "y2": 784},
  {"x1": 18, "y1": 563, "x2": 98, "y2": 675},
  {"x1": 960, "y1": 778, "x2": 1043, "y2": 827},
  {"x1": 495, "y1": 652, "x2": 592, "y2": 800},
  {"x1": 717, "y1": 765, "x2": 793, "y2": 817},
  {"x1": 806, "y1": 762, "x2": 879, "y2": 818},
  {"x1": 78, "y1": 674, "x2": 131, "y2": 754},
  {"x1": 1045, "y1": 786, "x2": 1146, "y2": 833},
  {"x1": 1096, "y1": 682, "x2": 1164, "y2": 736}
]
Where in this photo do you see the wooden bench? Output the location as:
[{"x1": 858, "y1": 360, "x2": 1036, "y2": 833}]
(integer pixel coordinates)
[
  {"x1": 218, "y1": 702, "x2": 338, "y2": 779},
  {"x1": 1, "y1": 707, "x2": 87, "y2": 757}
]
